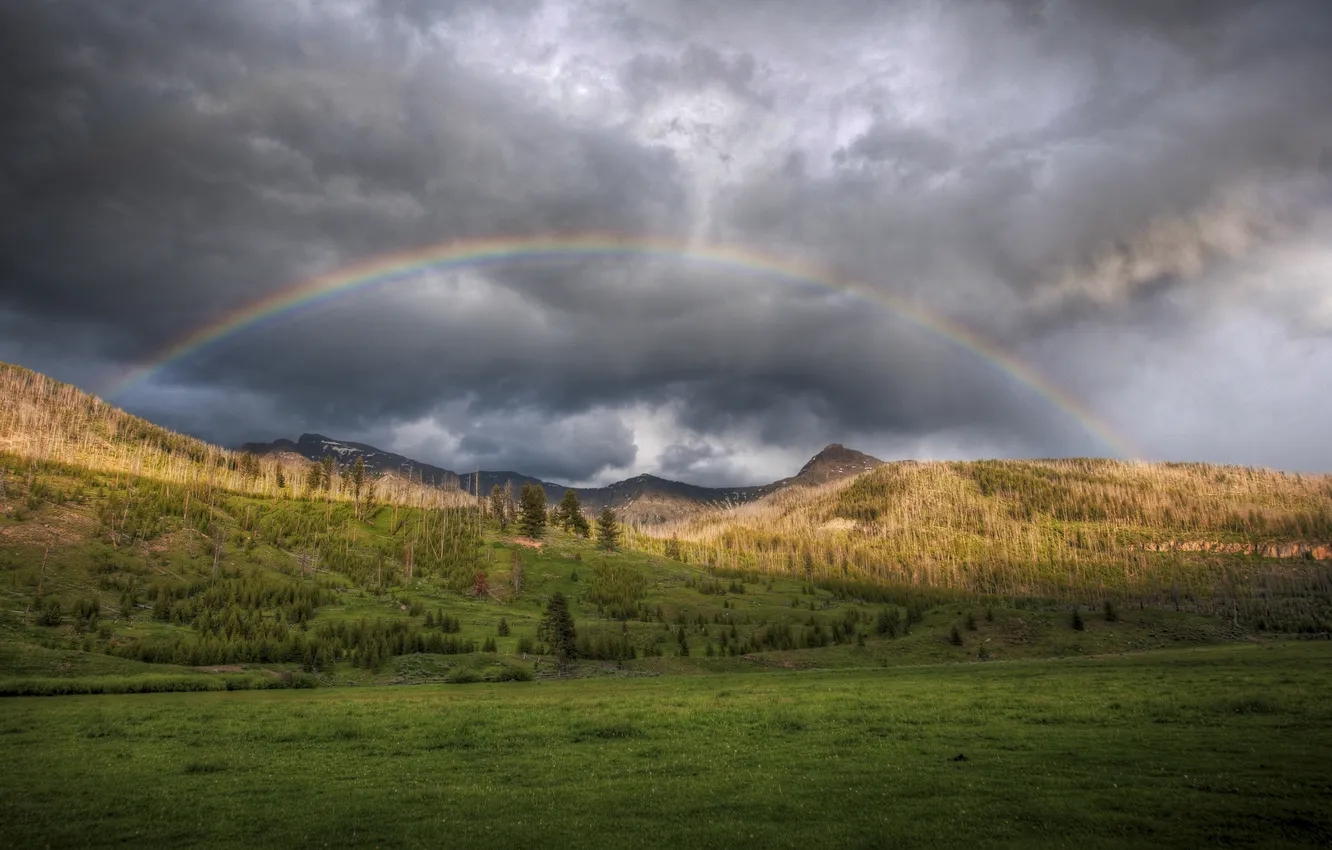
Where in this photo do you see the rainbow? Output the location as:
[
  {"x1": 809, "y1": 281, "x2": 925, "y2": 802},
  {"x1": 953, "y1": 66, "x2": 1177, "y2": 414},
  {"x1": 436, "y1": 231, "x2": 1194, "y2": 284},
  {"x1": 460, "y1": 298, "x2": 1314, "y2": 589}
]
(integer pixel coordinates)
[{"x1": 108, "y1": 234, "x2": 1140, "y2": 459}]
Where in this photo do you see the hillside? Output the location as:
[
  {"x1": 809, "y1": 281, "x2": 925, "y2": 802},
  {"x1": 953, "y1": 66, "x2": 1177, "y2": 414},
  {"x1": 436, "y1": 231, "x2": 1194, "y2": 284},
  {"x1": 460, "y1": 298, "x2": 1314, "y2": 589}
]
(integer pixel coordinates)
[
  {"x1": 241, "y1": 433, "x2": 883, "y2": 524},
  {"x1": 631, "y1": 458, "x2": 1332, "y2": 627},
  {"x1": 1, "y1": 359, "x2": 1330, "y2": 700},
  {"x1": 0, "y1": 364, "x2": 469, "y2": 511}
]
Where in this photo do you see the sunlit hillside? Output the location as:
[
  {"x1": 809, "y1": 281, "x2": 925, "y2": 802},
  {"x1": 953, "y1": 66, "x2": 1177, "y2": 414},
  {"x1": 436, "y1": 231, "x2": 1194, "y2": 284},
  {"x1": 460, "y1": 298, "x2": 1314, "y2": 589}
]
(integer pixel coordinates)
[
  {"x1": 630, "y1": 458, "x2": 1332, "y2": 624},
  {"x1": 0, "y1": 363, "x2": 470, "y2": 510}
]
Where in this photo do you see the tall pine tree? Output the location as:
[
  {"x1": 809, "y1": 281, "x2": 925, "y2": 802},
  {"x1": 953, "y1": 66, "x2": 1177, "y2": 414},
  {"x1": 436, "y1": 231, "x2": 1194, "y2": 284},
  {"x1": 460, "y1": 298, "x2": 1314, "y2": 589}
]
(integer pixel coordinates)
[
  {"x1": 538, "y1": 591, "x2": 577, "y2": 670},
  {"x1": 556, "y1": 489, "x2": 590, "y2": 537},
  {"x1": 519, "y1": 483, "x2": 547, "y2": 539},
  {"x1": 489, "y1": 484, "x2": 510, "y2": 531},
  {"x1": 596, "y1": 507, "x2": 620, "y2": 551}
]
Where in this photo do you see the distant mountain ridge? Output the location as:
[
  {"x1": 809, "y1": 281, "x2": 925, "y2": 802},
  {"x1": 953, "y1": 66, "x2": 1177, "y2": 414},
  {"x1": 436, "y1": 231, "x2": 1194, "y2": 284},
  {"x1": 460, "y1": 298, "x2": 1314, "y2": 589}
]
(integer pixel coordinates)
[{"x1": 239, "y1": 434, "x2": 884, "y2": 524}]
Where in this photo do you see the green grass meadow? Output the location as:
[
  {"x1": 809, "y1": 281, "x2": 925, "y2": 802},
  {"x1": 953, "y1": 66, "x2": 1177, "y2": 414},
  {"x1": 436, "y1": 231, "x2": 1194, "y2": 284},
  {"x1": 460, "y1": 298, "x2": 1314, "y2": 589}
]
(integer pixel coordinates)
[{"x1": 2, "y1": 641, "x2": 1330, "y2": 849}]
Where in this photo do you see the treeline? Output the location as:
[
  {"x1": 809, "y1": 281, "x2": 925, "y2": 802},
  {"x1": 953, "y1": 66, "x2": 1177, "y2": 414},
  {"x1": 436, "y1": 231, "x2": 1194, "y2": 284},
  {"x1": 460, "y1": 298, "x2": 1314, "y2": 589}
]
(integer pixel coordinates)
[
  {"x1": 0, "y1": 673, "x2": 319, "y2": 697},
  {"x1": 111, "y1": 616, "x2": 481, "y2": 671}
]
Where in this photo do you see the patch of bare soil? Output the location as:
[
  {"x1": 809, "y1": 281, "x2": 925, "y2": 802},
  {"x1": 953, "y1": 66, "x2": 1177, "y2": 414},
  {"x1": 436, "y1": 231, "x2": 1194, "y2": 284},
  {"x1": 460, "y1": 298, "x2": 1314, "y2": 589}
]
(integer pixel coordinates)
[
  {"x1": 0, "y1": 504, "x2": 96, "y2": 546},
  {"x1": 509, "y1": 536, "x2": 544, "y2": 550}
]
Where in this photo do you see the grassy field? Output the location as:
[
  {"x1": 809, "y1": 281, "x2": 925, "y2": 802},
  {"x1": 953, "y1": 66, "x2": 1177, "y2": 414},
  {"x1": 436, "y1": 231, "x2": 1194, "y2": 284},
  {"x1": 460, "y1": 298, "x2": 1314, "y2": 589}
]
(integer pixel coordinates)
[{"x1": 2, "y1": 641, "x2": 1330, "y2": 848}]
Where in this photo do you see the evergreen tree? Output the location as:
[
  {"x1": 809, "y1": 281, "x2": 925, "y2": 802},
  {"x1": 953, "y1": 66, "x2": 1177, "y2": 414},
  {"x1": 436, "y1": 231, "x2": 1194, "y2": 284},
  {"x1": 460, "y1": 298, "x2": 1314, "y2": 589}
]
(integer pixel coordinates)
[
  {"x1": 538, "y1": 591, "x2": 577, "y2": 670},
  {"x1": 435, "y1": 508, "x2": 485, "y2": 592},
  {"x1": 498, "y1": 617, "x2": 510, "y2": 637},
  {"x1": 320, "y1": 455, "x2": 336, "y2": 495},
  {"x1": 118, "y1": 590, "x2": 135, "y2": 621},
  {"x1": 490, "y1": 484, "x2": 510, "y2": 531},
  {"x1": 596, "y1": 507, "x2": 620, "y2": 551},
  {"x1": 351, "y1": 455, "x2": 366, "y2": 516},
  {"x1": 555, "y1": 489, "x2": 590, "y2": 537},
  {"x1": 1071, "y1": 606, "x2": 1086, "y2": 631},
  {"x1": 518, "y1": 483, "x2": 547, "y2": 539}
]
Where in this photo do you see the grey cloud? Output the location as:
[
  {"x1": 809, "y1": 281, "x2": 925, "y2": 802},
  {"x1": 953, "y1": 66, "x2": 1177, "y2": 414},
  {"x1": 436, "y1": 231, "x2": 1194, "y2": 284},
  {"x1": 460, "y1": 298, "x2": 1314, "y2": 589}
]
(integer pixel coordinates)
[
  {"x1": 2, "y1": 0, "x2": 1330, "y2": 481},
  {"x1": 621, "y1": 43, "x2": 769, "y2": 108}
]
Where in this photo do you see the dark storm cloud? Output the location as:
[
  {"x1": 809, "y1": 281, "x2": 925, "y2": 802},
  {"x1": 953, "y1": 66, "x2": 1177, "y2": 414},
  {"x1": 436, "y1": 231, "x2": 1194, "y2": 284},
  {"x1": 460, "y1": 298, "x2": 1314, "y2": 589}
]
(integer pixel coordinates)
[
  {"x1": 2, "y1": 0, "x2": 1330, "y2": 481},
  {"x1": 0, "y1": 0, "x2": 685, "y2": 348},
  {"x1": 717, "y1": 0, "x2": 1332, "y2": 324}
]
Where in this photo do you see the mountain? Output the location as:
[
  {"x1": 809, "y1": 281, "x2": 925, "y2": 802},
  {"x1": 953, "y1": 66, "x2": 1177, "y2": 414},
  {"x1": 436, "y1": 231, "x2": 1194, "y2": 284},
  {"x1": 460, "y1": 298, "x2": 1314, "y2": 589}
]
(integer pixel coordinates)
[
  {"x1": 242, "y1": 434, "x2": 469, "y2": 490},
  {"x1": 240, "y1": 433, "x2": 884, "y2": 524},
  {"x1": 767, "y1": 443, "x2": 884, "y2": 488}
]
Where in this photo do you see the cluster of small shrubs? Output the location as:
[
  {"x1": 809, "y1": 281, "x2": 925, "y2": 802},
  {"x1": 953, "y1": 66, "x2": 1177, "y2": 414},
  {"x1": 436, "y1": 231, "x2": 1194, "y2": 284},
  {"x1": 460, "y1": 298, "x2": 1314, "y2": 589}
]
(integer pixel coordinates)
[{"x1": 0, "y1": 672, "x2": 318, "y2": 697}]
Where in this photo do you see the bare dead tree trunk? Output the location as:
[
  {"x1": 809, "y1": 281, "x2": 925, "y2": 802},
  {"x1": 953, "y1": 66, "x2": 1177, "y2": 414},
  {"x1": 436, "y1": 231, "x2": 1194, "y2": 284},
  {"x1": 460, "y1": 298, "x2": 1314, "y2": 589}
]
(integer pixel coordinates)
[
  {"x1": 211, "y1": 516, "x2": 223, "y2": 579},
  {"x1": 36, "y1": 545, "x2": 49, "y2": 595}
]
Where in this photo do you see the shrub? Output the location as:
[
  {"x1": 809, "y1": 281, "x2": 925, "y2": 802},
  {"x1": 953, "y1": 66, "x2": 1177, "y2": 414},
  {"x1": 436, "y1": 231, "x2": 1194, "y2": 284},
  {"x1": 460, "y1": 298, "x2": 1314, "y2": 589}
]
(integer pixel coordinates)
[
  {"x1": 35, "y1": 598, "x2": 61, "y2": 627},
  {"x1": 949, "y1": 625, "x2": 963, "y2": 646},
  {"x1": 1072, "y1": 607, "x2": 1085, "y2": 631},
  {"x1": 1103, "y1": 599, "x2": 1119, "y2": 623}
]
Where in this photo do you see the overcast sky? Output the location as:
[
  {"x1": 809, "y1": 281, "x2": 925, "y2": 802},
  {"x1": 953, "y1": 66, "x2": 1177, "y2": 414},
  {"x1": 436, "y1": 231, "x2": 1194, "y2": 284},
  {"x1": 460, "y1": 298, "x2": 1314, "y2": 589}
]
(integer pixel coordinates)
[{"x1": 2, "y1": 0, "x2": 1331, "y2": 486}]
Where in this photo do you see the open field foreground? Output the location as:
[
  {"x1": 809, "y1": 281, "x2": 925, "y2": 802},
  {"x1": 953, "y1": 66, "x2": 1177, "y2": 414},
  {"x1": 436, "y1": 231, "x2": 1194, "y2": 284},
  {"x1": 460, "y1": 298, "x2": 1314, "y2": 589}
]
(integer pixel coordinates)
[{"x1": 2, "y1": 642, "x2": 1330, "y2": 848}]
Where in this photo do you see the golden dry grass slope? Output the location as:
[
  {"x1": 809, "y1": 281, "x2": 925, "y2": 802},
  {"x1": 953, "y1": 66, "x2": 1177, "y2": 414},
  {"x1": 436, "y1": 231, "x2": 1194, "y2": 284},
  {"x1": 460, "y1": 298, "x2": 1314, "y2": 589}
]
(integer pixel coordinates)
[
  {"x1": 0, "y1": 362, "x2": 469, "y2": 510},
  {"x1": 628, "y1": 457, "x2": 1332, "y2": 617}
]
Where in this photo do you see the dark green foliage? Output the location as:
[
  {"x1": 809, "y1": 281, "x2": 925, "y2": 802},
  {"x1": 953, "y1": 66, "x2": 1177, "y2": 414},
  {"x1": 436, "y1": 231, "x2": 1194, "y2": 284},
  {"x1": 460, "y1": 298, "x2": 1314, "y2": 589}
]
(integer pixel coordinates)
[
  {"x1": 518, "y1": 483, "x2": 547, "y2": 539},
  {"x1": 118, "y1": 590, "x2": 136, "y2": 621},
  {"x1": 0, "y1": 672, "x2": 316, "y2": 696},
  {"x1": 497, "y1": 617, "x2": 510, "y2": 637},
  {"x1": 538, "y1": 592, "x2": 576, "y2": 666},
  {"x1": 35, "y1": 597, "x2": 61, "y2": 627},
  {"x1": 1104, "y1": 599, "x2": 1119, "y2": 622},
  {"x1": 950, "y1": 626, "x2": 963, "y2": 646},
  {"x1": 676, "y1": 625, "x2": 690, "y2": 656},
  {"x1": 875, "y1": 607, "x2": 901, "y2": 637},
  {"x1": 72, "y1": 596, "x2": 100, "y2": 632},
  {"x1": 575, "y1": 630, "x2": 638, "y2": 663},
  {"x1": 320, "y1": 455, "x2": 335, "y2": 494},
  {"x1": 964, "y1": 612, "x2": 977, "y2": 631},
  {"x1": 489, "y1": 484, "x2": 511, "y2": 531},
  {"x1": 587, "y1": 560, "x2": 646, "y2": 619},
  {"x1": 1072, "y1": 607, "x2": 1085, "y2": 631},
  {"x1": 432, "y1": 610, "x2": 462, "y2": 633},
  {"x1": 596, "y1": 508, "x2": 620, "y2": 551},
  {"x1": 553, "y1": 489, "x2": 590, "y2": 537}
]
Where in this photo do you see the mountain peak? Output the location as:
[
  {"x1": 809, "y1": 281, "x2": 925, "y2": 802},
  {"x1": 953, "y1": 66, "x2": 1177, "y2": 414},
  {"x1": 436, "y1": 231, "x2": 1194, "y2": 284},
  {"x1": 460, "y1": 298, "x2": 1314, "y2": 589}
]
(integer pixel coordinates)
[{"x1": 795, "y1": 443, "x2": 883, "y2": 484}]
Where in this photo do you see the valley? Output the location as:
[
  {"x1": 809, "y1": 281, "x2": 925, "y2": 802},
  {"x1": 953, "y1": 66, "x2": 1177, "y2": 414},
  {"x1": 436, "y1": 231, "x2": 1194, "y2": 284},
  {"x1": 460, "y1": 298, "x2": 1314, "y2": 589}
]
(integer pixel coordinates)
[{"x1": 2, "y1": 361, "x2": 1331, "y2": 847}]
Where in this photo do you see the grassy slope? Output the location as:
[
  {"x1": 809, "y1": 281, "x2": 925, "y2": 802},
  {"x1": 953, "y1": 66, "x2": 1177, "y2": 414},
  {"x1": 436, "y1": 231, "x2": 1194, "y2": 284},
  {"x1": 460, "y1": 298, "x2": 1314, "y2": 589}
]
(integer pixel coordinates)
[
  {"x1": 632, "y1": 458, "x2": 1332, "y2": 607},
  {"x1": 1, "y1": 457, "x2": 1263, "y2": 690},
  {"x1": 2, "y1": 642, "x2": 1329, "y2": 848}
]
